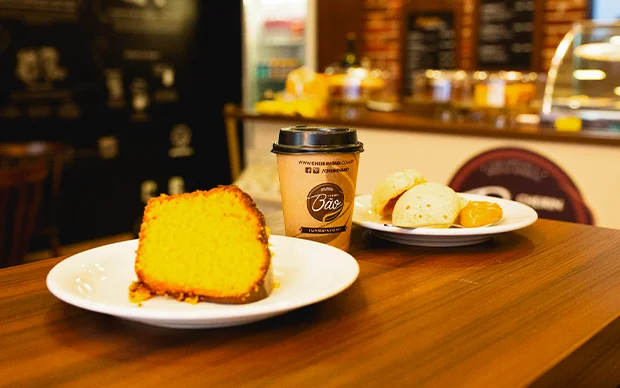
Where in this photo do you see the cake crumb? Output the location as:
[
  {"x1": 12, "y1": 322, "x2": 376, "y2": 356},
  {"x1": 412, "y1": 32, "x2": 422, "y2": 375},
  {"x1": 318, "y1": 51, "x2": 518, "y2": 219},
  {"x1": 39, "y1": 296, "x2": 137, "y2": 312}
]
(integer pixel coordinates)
[{"x1": 129, "y1": 281, "x2": 153, "y2": 304}]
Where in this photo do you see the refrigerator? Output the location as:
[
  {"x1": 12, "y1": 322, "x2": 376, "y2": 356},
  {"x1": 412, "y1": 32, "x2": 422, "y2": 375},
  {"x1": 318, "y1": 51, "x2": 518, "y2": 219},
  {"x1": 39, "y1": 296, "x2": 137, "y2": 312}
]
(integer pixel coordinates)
[{"x1": 241, "y1": 0, "x2": 316, "y2": 110}]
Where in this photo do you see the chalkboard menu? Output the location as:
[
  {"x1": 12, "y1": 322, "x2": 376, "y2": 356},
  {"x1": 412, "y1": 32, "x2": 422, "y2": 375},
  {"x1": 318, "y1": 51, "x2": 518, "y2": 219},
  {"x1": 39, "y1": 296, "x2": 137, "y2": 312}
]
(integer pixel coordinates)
[
  {"x1": 404, "y1": 11, "x2": 456, "y2": 96},
  {"x1": 477, "y1": 0, "x2": 535, "y2": 69}
]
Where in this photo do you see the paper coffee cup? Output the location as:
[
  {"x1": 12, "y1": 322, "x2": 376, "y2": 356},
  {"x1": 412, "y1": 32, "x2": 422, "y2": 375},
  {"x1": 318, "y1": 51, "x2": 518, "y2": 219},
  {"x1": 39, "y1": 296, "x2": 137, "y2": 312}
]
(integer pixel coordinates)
[{"x1": 272, "y1": 126, "x2": 363, "y2": 251}]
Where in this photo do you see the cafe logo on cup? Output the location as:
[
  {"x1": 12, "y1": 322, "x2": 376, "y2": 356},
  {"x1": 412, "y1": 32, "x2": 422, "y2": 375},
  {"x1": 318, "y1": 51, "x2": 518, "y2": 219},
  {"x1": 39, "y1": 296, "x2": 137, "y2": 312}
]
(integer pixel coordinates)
[{"x1": 307, "y1": 183, "x2": 344, "y2": 222}]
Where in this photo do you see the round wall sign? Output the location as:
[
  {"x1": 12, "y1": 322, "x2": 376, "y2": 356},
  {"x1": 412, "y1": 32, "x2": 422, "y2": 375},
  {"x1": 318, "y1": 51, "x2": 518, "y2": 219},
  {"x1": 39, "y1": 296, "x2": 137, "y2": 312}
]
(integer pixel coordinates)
[{"x1": 448, "y1": 147, "x2": 594, "y2": 225}]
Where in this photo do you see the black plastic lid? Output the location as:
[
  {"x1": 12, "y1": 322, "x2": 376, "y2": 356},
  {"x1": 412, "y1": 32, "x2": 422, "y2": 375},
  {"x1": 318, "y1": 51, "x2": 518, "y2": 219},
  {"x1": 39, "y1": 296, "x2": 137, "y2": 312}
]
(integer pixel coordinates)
[{"x1": 271, "y1": 126, "x2": 364, "y2": 155}]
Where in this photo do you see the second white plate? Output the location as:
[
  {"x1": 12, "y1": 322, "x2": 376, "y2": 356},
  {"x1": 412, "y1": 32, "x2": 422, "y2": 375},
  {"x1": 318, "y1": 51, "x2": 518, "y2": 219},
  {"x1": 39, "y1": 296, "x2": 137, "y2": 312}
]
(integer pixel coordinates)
[
  {"x1": 353, "y1": 193, "x2": 538, "y2": 247},
  {"x1": 46, "y1": 235, "x2": 360, "y2": 329}
]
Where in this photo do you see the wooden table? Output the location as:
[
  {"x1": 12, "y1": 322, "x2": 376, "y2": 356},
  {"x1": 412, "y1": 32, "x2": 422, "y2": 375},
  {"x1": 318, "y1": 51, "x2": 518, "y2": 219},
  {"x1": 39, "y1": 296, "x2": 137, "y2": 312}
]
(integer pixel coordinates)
[{"x1": 1, "y1": 217, "x2": 619, "y2": 387}]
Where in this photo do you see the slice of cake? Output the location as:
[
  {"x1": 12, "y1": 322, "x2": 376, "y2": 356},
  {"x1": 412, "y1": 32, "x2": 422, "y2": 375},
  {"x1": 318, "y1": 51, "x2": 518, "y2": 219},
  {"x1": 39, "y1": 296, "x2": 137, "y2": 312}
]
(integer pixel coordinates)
[{"x1": 129, "y1": 185, "x2": 274, "y2": 304}]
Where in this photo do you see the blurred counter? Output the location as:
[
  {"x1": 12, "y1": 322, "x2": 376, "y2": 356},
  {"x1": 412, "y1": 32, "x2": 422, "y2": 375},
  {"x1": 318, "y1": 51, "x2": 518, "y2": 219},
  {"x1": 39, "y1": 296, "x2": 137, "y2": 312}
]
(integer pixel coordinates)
[
  {"x1": 226, "y1": 105, "x2": 620, "y2": 147},
  {"x1": 224, "y1": 104, "x2": 620, "y2": 229}
]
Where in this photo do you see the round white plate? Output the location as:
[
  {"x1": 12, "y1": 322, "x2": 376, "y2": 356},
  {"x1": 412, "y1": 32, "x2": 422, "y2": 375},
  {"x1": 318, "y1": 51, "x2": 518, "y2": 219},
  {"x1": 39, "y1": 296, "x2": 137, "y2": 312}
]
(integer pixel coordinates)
[
  {"x1": 353, "y1": 193, "x2": 538, "y2": 247},
  {"x1": 46, "y1": 236, "x2": 359, "y2": 329}
]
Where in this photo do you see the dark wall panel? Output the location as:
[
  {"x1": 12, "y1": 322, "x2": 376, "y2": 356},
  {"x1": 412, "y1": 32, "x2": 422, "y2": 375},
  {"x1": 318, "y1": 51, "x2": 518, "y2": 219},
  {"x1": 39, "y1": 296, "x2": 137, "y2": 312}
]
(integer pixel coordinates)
[{"x1": 0, "y1": 1, "x2": 242, "y2": 247}]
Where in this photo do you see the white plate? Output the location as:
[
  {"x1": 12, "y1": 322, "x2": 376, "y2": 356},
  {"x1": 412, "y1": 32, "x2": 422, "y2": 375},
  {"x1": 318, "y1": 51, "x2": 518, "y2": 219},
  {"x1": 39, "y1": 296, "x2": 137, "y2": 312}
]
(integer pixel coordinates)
[
  {"x1": 46, "y1": 236, "x2": 359, "y2": 329},
  {"x1": 353, "y1": 193, "x2": 538, "y2": 247}
]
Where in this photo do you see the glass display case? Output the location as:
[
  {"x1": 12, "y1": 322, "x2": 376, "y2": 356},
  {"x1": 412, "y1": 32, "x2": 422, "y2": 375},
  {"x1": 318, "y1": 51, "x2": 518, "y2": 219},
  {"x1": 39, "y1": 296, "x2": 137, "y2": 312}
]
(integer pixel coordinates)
[
  {"x1": 541, "y1": 20, "x2": 620, "y2": 131},
  {"x1": 323, "y1": 59, "x2": 385, "y2": 119},
  {"x1": 409, "y1": 69, "x2": 544, "y2": 126}
]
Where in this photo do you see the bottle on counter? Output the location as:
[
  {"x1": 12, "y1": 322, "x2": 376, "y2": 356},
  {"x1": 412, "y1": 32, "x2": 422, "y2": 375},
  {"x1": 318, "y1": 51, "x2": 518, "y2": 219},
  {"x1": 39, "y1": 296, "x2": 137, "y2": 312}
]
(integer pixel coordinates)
[{"x1": 342, "y1": 32, "x2": 360, "y2": 69}]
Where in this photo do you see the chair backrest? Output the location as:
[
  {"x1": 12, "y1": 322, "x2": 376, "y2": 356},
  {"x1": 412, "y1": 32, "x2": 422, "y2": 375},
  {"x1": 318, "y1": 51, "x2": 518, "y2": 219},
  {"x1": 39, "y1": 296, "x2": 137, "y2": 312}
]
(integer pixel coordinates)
[{"x1": 0, "y1": 142, "x2": 66, "y2": 268}]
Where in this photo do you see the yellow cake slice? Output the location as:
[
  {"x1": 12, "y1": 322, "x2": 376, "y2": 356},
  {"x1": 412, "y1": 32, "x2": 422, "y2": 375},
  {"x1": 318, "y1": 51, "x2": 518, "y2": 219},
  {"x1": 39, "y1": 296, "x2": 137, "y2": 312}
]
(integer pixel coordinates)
[{"x1": 129, "y1": 185, "x2": 274, "y2": 304}]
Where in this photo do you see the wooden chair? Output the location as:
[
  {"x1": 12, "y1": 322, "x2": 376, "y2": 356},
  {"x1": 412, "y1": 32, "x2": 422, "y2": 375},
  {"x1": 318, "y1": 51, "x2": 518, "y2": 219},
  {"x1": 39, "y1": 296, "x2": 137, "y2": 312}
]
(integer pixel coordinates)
[
  {"x1": 0, "y1": 142, "x2": 67, "y2": 268},
  {"x1": 224, "y1": 103, "x2": 243, "y2": 182}
]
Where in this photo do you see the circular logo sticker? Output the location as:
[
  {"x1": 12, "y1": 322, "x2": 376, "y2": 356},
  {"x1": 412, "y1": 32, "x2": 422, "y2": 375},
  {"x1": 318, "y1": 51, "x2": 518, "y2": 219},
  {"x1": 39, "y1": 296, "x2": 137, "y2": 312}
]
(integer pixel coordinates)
[{"x1": 307, "y1": 183, "x2": 345, "y2": 222}]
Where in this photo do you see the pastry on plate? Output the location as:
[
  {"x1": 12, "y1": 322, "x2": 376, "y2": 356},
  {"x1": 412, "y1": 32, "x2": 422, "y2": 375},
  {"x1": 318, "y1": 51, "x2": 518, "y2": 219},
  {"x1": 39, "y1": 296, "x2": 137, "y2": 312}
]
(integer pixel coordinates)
[
  {"x1": 391, "y1": 182, "x2": 469, "y2": 228},
  {"x1": 371, "y1": 169, "x2": 426, "y2": 216}
]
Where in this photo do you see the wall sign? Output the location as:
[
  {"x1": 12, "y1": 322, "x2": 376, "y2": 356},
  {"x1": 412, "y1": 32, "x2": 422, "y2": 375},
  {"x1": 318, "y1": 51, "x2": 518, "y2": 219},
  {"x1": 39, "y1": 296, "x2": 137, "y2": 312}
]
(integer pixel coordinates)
[
  {"x1": 477, "y1": 0, "x2": 535, "y2": 69},
  {"x1": 404, "y1": 11, "x2": 456, "y2": 96},
  {"x1": 448, "y1": 147, "x2": 594, "y2": 225}
]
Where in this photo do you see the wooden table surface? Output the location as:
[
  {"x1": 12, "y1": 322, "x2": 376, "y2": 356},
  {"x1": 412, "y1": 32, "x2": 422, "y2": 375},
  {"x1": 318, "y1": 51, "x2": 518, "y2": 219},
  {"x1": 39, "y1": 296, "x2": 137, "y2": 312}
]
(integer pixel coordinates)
[{"x1": 1, "y1": 216, "x2": 619, "y2": 387}]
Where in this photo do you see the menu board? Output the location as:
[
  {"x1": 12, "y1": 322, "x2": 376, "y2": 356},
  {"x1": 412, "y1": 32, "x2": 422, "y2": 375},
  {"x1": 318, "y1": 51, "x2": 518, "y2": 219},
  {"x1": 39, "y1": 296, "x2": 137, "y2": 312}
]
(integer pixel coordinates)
[
  {"x1": 477, "y1": 0, "x2": 535, "y2": 69},
  {"x1": 404, "y1": 11, "x2": 456, "y2": 96}
]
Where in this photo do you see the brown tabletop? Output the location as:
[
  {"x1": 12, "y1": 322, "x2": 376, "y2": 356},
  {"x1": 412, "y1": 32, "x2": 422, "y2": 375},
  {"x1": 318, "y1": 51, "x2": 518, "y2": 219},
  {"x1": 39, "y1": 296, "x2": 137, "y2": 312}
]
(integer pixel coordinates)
[{"x1": 1, "y1": 217, "x2": 619, "y2": 387}]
